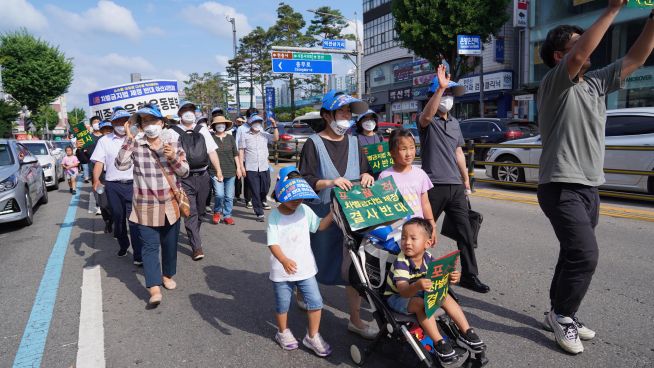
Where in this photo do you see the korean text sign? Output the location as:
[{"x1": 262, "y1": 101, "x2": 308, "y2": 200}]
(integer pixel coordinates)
[
  {"x1": 424, "y1": 250, "x2": 460, "y2": 318},
  {"x1": 627, "y1": 0, "x2": 654, "y2": 8},
  {"x1": 71, "y1": 122, "x2": 93, "y2": 149},
  {"x1": 362, "y1": 142, "x2": 394, "y2": 174},
  {"x1": 88, "y1": 80, "x2": 180, "y2": 120},
  {"x1": 334, "y1": 176, "x2": 414, "y2": 231}
]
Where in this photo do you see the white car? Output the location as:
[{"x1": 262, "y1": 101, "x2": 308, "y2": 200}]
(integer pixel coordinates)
[
  {"x1": 485, "y1": 107, "x2": 654, "y2": 194},
  {"x1": 21, "y1": 140, "x2": 64, "y2": 190}
]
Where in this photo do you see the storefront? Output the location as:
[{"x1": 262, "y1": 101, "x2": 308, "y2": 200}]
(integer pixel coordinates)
[
  {"x1": 454, "y1": 70, "x2": 514, "y2": 119},
  {"x1": 391, "y1": 100, "x2": 419, "y2": 127}
]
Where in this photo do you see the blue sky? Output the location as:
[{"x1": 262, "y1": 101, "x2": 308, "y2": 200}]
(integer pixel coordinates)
[{"x1": 1, "y1": 0, "x2": 363, "y2": 111}]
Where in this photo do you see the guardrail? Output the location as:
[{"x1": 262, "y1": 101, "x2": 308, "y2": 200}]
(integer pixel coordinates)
[
  {"x1": 269, "y1": 140, "x2": 303, "y2": 164},
  {"x1": 467, "y1": 141, "x2": 654, "y2": 202}
]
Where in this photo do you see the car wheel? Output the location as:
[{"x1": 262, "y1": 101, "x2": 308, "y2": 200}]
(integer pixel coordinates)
[
  {"x1": 492, "y1": 156, "x2": 525, "y2": 183},
  {"x1": 21, "y1": 190, "x2": 34, "y2": 226},
  {"x1": 49, "y1": 172, "x2": 59, "y2": 190},
  {"x1": 40, "y1": 176, "x2": 49, "y2": 204}
]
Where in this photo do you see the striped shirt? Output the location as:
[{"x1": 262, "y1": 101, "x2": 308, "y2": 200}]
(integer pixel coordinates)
[
  {"x1": 239, "y1": 130, "x2": 273, "y2": 172},
  {"x1": 115, "y1": 134, "x2": 190, "y2": 227},
  {"x1": 384, "y1": 251, "x2": 435, "y2": 297}
]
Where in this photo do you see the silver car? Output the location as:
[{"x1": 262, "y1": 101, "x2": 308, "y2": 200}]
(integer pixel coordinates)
[
  {"x1": 21, "y1": 140, "x2": 64, "y2": 189},
  {"x1": 485, "y1": 107, "x2": 654, "y2": 194},
  {"x1": 0, "y1": 139, "x2": 48, "y2": 226}
]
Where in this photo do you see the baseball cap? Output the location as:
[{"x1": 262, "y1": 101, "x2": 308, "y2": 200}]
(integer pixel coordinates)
[
  {"x1": 177, "y1": 100, "x2": 197, "y2": 116},
  {"x1": 357, "y1": 109, "x2": 379, "y2": 124},
  {"x1": 321, "y1": 90, "x2": 368, "y2": 115},
  {"x1": 98, "y1": 120, "x2": 113, "y2": 129},
  {"x1": 110, "y1": 107, "x2": 131, "y2": 122}
]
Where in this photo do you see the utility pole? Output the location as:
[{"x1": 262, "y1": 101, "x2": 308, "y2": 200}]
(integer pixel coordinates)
[{"x1": 227, "y1": 17, "x2": 241, "y2": 116}]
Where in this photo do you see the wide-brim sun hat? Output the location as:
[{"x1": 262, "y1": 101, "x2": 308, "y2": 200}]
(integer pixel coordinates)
[
  {"x1": 321, "y1": 89, "x2": 368, "y2": 115},
  {"x1": 210, "y1": 115, "x2": 233, "y2": 130}
]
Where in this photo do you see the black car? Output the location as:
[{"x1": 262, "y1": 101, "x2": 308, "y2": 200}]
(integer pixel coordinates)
[{"x1": 459, "y1": 118, "x2": 539, "y2": 162}]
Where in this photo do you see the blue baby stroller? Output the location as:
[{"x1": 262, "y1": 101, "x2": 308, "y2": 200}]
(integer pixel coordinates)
[{"x1": 331, "y1": 195, "x2": 488, "y2": 368}]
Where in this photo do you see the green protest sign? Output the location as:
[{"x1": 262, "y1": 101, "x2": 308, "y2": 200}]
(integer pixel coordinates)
[
  {"x1": 627, "y1": 0, "x2": 654, "y2": 8},
  {"x1": 334, "y1": 176, "x2": 414, "y2": 231},
  {"x1": 362, "y1": 141, "x2": 394, "y2": 174},
  {"x1": 70, "y1": 122, "x2": 93, "y2": 149},
  {"x1": 424, "y1": 250, "x2": 460, "y2": 318}
]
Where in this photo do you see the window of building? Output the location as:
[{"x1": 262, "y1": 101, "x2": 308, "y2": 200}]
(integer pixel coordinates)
[{"x1": 363, "y1": 12, "x2": 400, "y2": 55}]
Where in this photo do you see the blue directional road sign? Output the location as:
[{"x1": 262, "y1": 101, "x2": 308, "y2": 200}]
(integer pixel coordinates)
[
  {"x1": 271, "y1": 51, "x2": 333, "y2": 75},
  {"x1": 322, "y1": 39, "x2": 346, "y2": 50},
  {"x1": 457, "y1": 35, "x2": 482, "y2": 56}
]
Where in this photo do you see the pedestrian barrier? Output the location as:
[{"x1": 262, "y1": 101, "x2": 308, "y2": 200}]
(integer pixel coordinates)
[
  {"x1": 467, "y1": 141, "x2": 654, "y2": 202},
  {"x1": 269, "y1": 140, "x2": 302, "y2": 164}
]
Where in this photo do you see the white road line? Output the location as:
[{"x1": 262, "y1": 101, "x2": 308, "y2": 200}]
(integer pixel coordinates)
[{"x1": 76, "y1": 266, "x2": 105, "y2": 368}]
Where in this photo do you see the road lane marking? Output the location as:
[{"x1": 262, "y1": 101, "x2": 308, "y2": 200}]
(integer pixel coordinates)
[
  {"x1": 76, "y1": 266, "x2": 105, "y2": 368},
  {"x1": 12, "y1": 190, "x2": 80, "y2": 368},
  {"x1": 472, "y1": 188, "x2": 654, "y2": 222}
]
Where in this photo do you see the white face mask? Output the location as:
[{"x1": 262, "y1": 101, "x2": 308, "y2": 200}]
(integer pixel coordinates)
[
  {"x1": 438, "y1": 96, "x2": 454, "y2": 113},
  {"x1": 214, "y1": 124, "x2": 226, "y2": 133},
  {"x1": 361, "y1": 120, "x2": 376, "y2": 132},
  {"x1": 330, "y1": 119, "x2": 351, "y2": 136},
  {"x1": 251, "y1": 123, "x2": 262, "y2": 132},
  {"x1": 181, "y1": 111, "x2": 195, "y2": 125},
  {"x1": 143, "y1": 124, "x2": 162, "y2": 138},
  {"x1": 113, "y1": 125, "x2": 126, "y2": 135},
  {"x1": 92, "y1": 123, "x2": 100, "y2": 131}
]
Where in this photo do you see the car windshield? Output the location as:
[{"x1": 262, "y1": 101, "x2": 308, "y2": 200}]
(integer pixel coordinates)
[
  {"x1": 506, "y1": 121, "x2": 538, "y2": 133},
  {"x1": 0, "y1": 144, "x2": 14, "y2": 166},
  {"x1": 22, "y1": 143, "x2": 49, "y2": 156},
  {"x1": 53, "y1": 141, "x2": 72, "y2": 150}
]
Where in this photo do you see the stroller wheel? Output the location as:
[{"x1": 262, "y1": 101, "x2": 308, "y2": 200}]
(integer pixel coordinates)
[{"x1": 350, "y1": 344, "x2": 365, "y2": 366}]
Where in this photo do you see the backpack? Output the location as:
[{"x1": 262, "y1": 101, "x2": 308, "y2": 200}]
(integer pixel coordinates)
[{"x1": 170, "y1": 125, "x2": 209, "y2": 170}]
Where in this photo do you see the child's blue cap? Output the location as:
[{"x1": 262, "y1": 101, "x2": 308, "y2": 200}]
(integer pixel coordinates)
[
  {"x1": 274, "y1": 166, "x2": 319, "y2": 203},
  {"x1": 110, "y1": 107, "x2": 131, "y2": 122},
  {"x1": 321, "y1": 90, "x2": 368, "y2": 115}
]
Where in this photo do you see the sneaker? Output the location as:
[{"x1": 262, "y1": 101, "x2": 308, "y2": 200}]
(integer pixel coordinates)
[
  {"x1": 246, "y1": 201, "x2": 253, "y2": 209},
  {"x1": 117, "y1": 249, "x2": 128, "y2": 257},
  {"x1": 347, "y1": 320, "x2": 379, "y2": 340},
  {"x1": 95, "y1": 207, "x2": 102, "y2": 215},
  {"x1": 303, "y1": 333, "x2": 332, "y2": 357},
  {"x1": 543, "y1": 311, "x2": 596, "y2": 341},
  {"x1": 256, "y1": 215, "x2": 265, "y2": 222},
  {"x1": 457, "y1": 328, "x2": 486, "y2": 353},
  {"x1": 69, "y1": 188, "x2": 73, "y2": 194},
  {"x1": 433, "y1": 339, "x2": 458, "y2": 365},
  {"x1": 212, "y1": 212, "x2": 221, "y2": 224},
  {"x1": 133, "y1": 260, "x2": 143, "y2": 266},
  {"x1": 547, "y1": 311, "x2": 583, "y2": 354},
  {"x1": 192, "y1": 249, "x2": 204, "y2": 261},
  {"x1": 263, "y1": 202, "x2": 272, "y2": 210},
  {"x1": 72, "y1": 190, "x2": 77, "y2": 195},
  {"x1": 223, "y1": 217, "x2": 235, "y2": 225},
  {"x1": 205, "y1": 206, "x2": 212, "y2": 213},
  {"x1": 275, "y1": 329, "x2": 299, "y2": 351},
  {"x1": 84, "y1": 179, "x2": 90, "y2": 183}
]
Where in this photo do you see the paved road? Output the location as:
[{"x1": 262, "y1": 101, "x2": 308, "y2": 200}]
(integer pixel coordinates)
[{"x1": 1, "y1": 182, "x2": 653, "y2": 368}]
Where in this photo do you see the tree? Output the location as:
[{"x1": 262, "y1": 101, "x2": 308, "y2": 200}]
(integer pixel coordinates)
[
  {"x1": 183, "y1": 72, "x2": 231, "y2": 114},
  {"x1": 306, "y1": 6, "x2": 357, "y2": 46},
  {"x1": 392, "y1": 0, "x2": 511, "y2": 78},
  {"x1": 67, "y1": 107, "x2": 86, "y2": 125},
  {"x1": 238, "y1": 27, "x2": 273, "y2": 111},
  {"x1": 32, "y1": 105, "x2": 58, "y2": 134},
  {"x1": 0, "y1": 29, "x2": 73, "y2": 113},
  {"x1": 0, "y1": 100, "x2": 20, "y2": 138}
]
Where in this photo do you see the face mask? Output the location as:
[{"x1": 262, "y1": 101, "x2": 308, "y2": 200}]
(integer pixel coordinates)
[
  {"x1": 113, "y1": 125, "x2": 126, "y2": 135},
  {"x1": 92, "y1": 123, "x2": 100, "y2": 131},
  {"x1": 251, "y1": 123, "x2": 262, "y2": 132},
  {"x1": 181, "y1": 112, "x2": 195, "y2": 124},
  {"x1": 330, "y1": 119, "x2": 351, "y2": 136},
  {"x1": 143, "y1": 124, "x2": 162, "y2": 138},
  {"x1": 214, "y1": 124, "x2": 226, "y2": 133},
  {"x1": 438, "y1": 96, "x2": 454, "y2": 113},
  {"x1": 361, "y1": 120, "x2": 376, "y2": 132}
]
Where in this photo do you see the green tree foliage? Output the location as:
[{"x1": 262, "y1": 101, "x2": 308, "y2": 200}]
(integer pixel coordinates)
[
  {"x1": 240, "y1": 27, "x2": 273, "y2": 110},
  {"x1": 0, "y1": 29, "x2": 73, "y2": 112},
  {"x1": 306, "y1": 6, "x2": 357, "y2": 46},
  {"x1": 392, "y1": 0, "x2": 511, "y2": 78},
  {"x1": 0, "y1": 100, "x2": 20, "y2": 138},
  {"x1": 183, "y1": 72, "x2": 231, "y2": 114},
  {"x1": 67, "y1": 107, "x2": 86, "y2": 125},
  {"x1": 32, "y1": 105, "x2": 59, "y2": 134}
]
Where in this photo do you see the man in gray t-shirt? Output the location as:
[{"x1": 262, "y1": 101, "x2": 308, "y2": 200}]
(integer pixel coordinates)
[{"x1": 536, "y1": 1, "x2": 654, "y2": 355}]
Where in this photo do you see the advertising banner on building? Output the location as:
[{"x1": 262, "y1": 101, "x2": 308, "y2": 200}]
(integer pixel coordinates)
[
  {"x1": 88, "y1": 80, "x2": 180, "y2": 120},
  {"x1": 389, "y1": 87, "x2": 413, "y2": 102},
  {"x1": 458, "y1": 71, "x2": 513, "y2": 94},
  {"x1": 513, "y1": 0, "x2": 528, "y2": 28}
]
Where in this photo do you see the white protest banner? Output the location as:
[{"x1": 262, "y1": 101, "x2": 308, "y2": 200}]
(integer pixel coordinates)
[{"x1": 88, "y1": 80, "x2": 180, "y2": 120}]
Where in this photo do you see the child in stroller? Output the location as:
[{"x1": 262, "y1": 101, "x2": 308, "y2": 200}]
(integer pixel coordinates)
[{"x1": 331, "y1": 195, "x2": 488, "y2": 368}]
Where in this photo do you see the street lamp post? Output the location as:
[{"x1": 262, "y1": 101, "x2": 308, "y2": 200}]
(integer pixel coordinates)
[{"x1": 227, "y1": 16, "x2": 241, "y2": 115}]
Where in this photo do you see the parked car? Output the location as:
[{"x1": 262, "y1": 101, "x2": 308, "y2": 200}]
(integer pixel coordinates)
[
  {"x1": 271, "y1": 112, "x2": 321, "y2": 158},
  {"x1": 0, "y1": 139, "x2": 48, "y2": 226},
  {"x1": 20, "y1": 140, "x2": 64, "y2": 189},
  {"x1": 460, "y1": 118, "x2": 539, "y2": 162},
  {"x1": 51, "y1": 140, "x2": 74, "y2": 152},
  {"x1": 484, "y1": 107, "x2": 654, "y2": 194},
  {"x1": 377, "y1": 122, "x2": 403, "y2": 141}
]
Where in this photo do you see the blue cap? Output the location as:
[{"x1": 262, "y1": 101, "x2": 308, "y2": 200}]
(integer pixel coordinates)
[
  {"x1": 98, "y1": 120, "x2": 113, "y2": 129},
  {"x1": 248, "y1": 114, "x2": 264, "y2": 124},
  {"x1": 357, "y1": 109, "x2": 379, "y2": 124},
  {"x1": 135, "y1": 104, "x2": 163, "y2": 118},
  {"x1": 110, "y1": 107, "x2": 131, "y2": 122},
  {"x1": 274, "y1": 166, "x2": 319, "y2": 203},
  {"x1": 177, "y1": 100, "x2": 196, "y2": 115},
  {"x1": 428, "y1": 60, "x2": 464, "y2": 95},
  {"x1": 321, "y1": 89, "x2": 368, "y2": 115},
  {"x1": 211, "y1": 107, "x2": 224, "y2": 116}
]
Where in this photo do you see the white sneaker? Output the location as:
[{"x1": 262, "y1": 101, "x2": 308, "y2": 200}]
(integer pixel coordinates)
[
  {"x1": 347, "y1": 320, "x2": 379, "y2": 340},
  {"x1": 543, "y1": 311, "x2": 596, "y2": 341},
  {"x1": 547, "y1": 311, "x2": 583, "y2": 354},
  {"x1": 95, "y1": 207, "x2": 102, "y2": 215},
  {"x1": 275, "y1": 329, "x2": 298, "y2": 350},
  {"x1": 303, "y1": 332, "x2": 332, "y2": 357}
]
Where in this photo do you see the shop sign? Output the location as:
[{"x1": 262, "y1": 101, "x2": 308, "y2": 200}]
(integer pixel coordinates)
[
  {"x1": 413, "y1": 73, "x2": 436, "y2": 87},
  {"x1": 513, "y1": 0, "x2": 528, "y2": 28},
  {"x1": 459, "y1": 71, "x2": 513, "y2": 94},
  {"x1": 389, "y1": 87, "x2": 413, "y2": 102},
  {"x1": 514, "y1": 94, "x2": 534, "y2": 101},
  {"x1": 391, "y1": 100, "x2": 419, "y2": 112},
  {"x1": 625, "y1": 66, "x2": 654, "y2": 89}
]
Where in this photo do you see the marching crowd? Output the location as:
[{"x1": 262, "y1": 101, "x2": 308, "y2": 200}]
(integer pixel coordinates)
[{"x1": 66, "y1": 1, "x2": 653, "y2": 363}]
